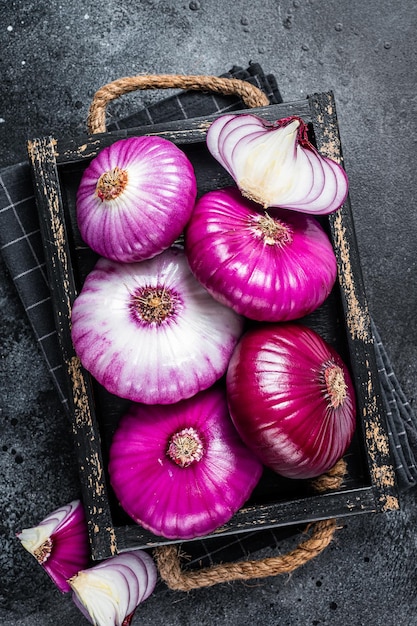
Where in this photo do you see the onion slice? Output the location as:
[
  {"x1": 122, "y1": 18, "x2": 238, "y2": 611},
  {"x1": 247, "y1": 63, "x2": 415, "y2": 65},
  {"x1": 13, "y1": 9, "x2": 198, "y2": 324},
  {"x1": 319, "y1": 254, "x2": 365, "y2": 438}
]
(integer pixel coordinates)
[
  {"x1": 108, "y1": 385, "x2": 263, "y2": 540},
  {"x1": 206, "y1": 113, "x2": 349, "y2": 215},
  {"x1": 76, "y1": 135, "x2": 197, "y2": 263},
  {"x1": 69, "y1": 549, "x2": 157, "y2": 626},
  {"x1": 71, "y1": 247, "x2": 244, "y2": 404},
  {"x1": 16, "y1": 500, "x2": 90, "y2": 593},
  {"x1": 226, "y1": 323, "x2": 357, "y2": 479},
  {"x1": 185, "y1": 187, "x2": 337, "y2": 321},
  {"x1": 212, "y1": 114, "x2": 268, "y2": 173},
  {"x1": 92, "y1": 551, "x2": 157, "y2": 605}
]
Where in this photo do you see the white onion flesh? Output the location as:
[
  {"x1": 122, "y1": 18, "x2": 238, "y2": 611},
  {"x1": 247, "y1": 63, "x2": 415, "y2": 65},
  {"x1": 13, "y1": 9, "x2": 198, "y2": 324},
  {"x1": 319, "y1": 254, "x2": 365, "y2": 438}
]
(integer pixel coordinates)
[
  {"x1": 206, "y1": 113, "x2": 349, "y2": 215},
  {"x1": 69, "y1": 550, "x2": 157, "y2": 626}
]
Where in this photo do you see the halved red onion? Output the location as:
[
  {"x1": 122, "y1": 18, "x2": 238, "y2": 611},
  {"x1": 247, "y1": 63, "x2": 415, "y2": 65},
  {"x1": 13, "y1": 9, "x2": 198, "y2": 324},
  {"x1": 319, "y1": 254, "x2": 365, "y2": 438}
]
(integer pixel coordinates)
[
  {"x1": 69, "y1": 549, "x2": 157, "y2": 626},
  {"x1": 206, "y1": 113, "x2": 348, "y2": 214},
  {"x1": 108, "y1": 384, "x2": 263, "y2": 540},
  {"x1": 16, "y1": 499, "x2": 90, "y2": 593},
  {"x1": 71, "y1": 247, "x2": 244, "y2": 404},
  {"x1": 206, "y1": 113, "x2": 266, "y2": 172},
  {"x1": 226, "y1": 323, "x2": 357, "y2": 479},
  {"x1": 185, "y1": 187, "x2": 337, "y2": 321},
  {"x1": 76, "y1": 136, "x2": 197, "y2": 262}
]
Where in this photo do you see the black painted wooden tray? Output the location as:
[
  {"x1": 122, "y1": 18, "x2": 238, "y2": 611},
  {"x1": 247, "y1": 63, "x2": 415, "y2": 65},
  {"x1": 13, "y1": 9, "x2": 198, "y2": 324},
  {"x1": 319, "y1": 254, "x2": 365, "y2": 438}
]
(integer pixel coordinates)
[{"x1": 28, "y1": 91, "x2": 399, "y2": 561}]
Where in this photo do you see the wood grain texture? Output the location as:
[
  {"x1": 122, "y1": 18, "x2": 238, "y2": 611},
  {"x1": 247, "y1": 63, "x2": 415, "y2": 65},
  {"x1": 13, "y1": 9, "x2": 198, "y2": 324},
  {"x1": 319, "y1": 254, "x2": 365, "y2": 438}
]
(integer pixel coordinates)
[
  {"x1": 309, "y1": 92, "x2": 399, "y2": 513},
  {"x1": 28, "y1": 136, "x2": 118, "y2": 560}
]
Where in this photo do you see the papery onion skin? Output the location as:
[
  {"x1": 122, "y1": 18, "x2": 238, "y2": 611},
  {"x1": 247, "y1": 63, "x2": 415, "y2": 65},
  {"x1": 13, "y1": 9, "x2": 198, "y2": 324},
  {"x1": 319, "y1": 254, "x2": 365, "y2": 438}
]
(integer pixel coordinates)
[
  {"x1": 108, "y1": 385, "x2": 263, "y2": 540},
  {"x1": 206, "y1": 114, "x2": 349, "y2": 215},
  {"x1": 226, "y1": 323, "x2": 356, "y2": 479},
  {"x1": 76, "y1": 136, "x2": 197, "y2": 263},
  {"x1": 71, "y1": 247, "x2": 244, "y2": 404},
  {"x1": 69, "y1": 549, "x2": 157, "y2": 626},
  {"x1": 16, "y1": 500, "x2": 90, "y2": 593},
  {"x1": 185, "y1": 187, "x2": 337, "y2": 321}
]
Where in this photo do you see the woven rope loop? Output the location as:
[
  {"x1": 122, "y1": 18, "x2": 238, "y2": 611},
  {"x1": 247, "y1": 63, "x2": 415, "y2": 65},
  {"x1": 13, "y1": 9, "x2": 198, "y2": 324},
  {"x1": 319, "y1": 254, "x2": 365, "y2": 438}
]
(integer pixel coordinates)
[
  {"x1": 155, "y1": 458, "x2": 347, "y2": 591},
  {"x1": 87, "y1": 74, "x2": 270, "y2": 134},
  {"x1": 155, "y1": 519, "x2": 338, "y2": 592}
]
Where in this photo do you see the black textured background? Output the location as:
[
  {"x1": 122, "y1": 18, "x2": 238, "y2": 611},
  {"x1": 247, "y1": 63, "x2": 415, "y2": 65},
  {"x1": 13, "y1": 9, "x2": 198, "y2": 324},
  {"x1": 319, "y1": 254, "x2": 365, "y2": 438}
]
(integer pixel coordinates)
[{"x1": 1, "y1": 1, "x2": 416, "y2": 625}]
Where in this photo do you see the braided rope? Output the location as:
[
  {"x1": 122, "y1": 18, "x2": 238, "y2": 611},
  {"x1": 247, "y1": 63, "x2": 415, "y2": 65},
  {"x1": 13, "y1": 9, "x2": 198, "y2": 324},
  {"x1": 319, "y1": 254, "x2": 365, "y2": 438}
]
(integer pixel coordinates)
[
  {"x1": 87, "y1": 74, "x2": 270, "y2": 134},
  {"x1": 155, "y1": 519, "x2": 338, "y2": 591},
  {"x1": 155, "y1": 458, "x2": 347, "y2": 590}
]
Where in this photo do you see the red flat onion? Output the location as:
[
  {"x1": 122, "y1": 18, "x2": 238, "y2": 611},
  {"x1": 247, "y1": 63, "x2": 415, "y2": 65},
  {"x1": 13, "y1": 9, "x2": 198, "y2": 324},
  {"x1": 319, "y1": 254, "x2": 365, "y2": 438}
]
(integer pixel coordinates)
[
  {"x1": 226, "y1": 323, "x2": 356, "y2": 479},
  {"x1": 108, "y1": 385, "x2": 263, "y2": 539},
  {"x1": 76, "y1": 136, "x2": 197, "y2": 263},
  {"x1": 206, "y1": 113, "x2": 348, "y2": 214},
  {"x1": 16, "y1": 499, "x2": 90, "y2": 593},
  {"x1": 69, "y1": 549, "x2": 157, "y2": 626},
  {"x1": 185, "y1": 187, "x2": 337, "y2": 321},
  {"x1": 71, "y1": 247, "x2": 244, "y2": 404}
]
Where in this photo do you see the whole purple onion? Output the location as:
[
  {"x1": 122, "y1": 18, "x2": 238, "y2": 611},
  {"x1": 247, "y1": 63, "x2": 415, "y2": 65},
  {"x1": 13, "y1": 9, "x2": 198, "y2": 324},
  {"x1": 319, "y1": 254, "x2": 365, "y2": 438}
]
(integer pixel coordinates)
[
  {"x1": 71, "y1": 247, "x2": 244, "y2": 404},
  {"x1": 108, "y1": 385, "x2": 263, "y2": 539},
  {"x1": 76, "y1": 136, "x2": 197, "y2": 263},
  {"x1": 185, "y1": 186, "x2": 338, "y2": 322},
  {"x1": 226, "y1": 323, "x2": 357, "y2": 479}
]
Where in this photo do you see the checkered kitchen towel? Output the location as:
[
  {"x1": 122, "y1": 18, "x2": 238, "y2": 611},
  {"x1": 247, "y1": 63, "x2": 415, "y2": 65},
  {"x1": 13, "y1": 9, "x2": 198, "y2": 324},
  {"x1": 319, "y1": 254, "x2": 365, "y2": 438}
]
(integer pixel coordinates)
[{"x1": 0, "y1": 63, "x2": 416, "y2": 519}]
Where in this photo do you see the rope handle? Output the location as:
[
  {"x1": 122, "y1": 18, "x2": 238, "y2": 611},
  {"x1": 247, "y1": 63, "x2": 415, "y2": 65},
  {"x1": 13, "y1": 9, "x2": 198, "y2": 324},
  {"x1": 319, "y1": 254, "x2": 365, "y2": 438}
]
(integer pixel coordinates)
[
  {"x1": 154, "y1": 520, "x2": 338, "y2": 591},
  {"x1": 154, "y1": 459, "x2": 347, "y2": 591},
  {"x1": 87, "y1": 73, "x2": 270, "y2": 134},
  {"x1": 87, "y1": 73, "x2": 345, "y2": 589}
]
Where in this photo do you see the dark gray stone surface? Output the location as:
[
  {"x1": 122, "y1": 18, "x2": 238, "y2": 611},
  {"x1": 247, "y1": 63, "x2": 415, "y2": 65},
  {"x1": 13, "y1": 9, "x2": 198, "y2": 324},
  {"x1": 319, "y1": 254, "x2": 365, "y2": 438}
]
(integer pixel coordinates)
[{"x1": 0, "y1": 1, "x2": 416, "y2": 624}]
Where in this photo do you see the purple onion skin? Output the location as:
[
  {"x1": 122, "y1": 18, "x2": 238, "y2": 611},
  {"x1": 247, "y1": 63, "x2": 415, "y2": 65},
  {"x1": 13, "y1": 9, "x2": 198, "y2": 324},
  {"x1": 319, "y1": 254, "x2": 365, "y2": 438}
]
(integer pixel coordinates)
[
  {"x1": 108, "y1": 385, "x2": 263, "y2": 540},
  {"x1": 226, "y1": 323, "x2": 357, "y2": 480},
  {"x1": 76, "y1": 136, "x2": 197, "y2": 263},
  {"x1": 16, "y1": 500, "x2": 90, "y2": 594},
  {"x1": 44, "y1": 505, "x2": 90, "y2": 593},
  {"x1": 185, "y1": 187, "x2": 338, "y2": 322}
]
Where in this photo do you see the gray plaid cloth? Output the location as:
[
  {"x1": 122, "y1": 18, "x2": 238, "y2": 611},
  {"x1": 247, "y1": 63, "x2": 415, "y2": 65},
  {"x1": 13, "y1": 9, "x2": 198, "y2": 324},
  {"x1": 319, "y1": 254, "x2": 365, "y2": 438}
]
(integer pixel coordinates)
[{"x1": 0, "y1": 63, "x2": 415, "y2": 539}]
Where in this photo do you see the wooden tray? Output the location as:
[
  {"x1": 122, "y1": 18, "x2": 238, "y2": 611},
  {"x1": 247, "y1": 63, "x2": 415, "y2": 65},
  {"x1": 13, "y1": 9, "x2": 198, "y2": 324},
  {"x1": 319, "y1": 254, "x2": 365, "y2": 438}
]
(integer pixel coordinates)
[{"x1": 27, "y1": 91, "x2": 399, "y2": 561}]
